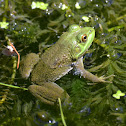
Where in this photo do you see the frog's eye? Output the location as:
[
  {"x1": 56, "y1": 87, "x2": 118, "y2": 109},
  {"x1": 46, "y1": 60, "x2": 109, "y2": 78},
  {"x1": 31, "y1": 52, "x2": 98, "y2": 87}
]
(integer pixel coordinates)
[{"x1": 81, "y1": 34, "x2": 87, "y2": 42}]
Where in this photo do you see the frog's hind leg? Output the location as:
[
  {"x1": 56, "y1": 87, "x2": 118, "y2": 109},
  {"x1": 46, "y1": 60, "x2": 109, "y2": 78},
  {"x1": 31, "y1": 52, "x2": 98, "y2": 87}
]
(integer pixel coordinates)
[
  {"x1": 28, "y1": 82, "x2": 69, "y2": 105},
  {"x1": 19, "y1": 53, "x2": 39, "y2": 79}
]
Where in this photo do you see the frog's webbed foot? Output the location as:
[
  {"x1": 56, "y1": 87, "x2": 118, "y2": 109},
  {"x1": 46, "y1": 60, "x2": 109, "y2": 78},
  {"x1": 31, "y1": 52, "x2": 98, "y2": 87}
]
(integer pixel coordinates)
[
  {"x1": 87, "y1": 75, "x2": 115, "y2": 85},
  {"x1": 28, "y1": 82, "x2": 69, "y2": 105},
  {"x1": 74, "y1": 57, "x2": 114, "y2": 83},
  {"x1": 97, "y1": 75, "x2": 115, "y2": 82}
]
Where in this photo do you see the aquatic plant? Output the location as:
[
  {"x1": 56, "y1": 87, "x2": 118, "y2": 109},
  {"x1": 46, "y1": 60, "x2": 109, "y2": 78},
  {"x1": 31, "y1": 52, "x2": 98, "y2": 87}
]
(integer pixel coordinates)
[{"x1": 0, "y1": 0, "x2": 126, "y2": 125}]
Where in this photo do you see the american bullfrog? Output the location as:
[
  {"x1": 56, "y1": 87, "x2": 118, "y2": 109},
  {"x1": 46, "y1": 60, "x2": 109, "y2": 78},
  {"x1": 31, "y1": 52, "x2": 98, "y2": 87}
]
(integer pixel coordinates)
[{"x1": 19, "y1": 25, "x2": 105, "y2": 105}]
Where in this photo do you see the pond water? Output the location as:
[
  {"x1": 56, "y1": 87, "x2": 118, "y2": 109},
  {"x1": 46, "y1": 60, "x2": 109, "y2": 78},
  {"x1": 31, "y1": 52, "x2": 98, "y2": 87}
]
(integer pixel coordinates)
[{"x1": 0, "y1": 0, "x2": 126, "y2": 125}]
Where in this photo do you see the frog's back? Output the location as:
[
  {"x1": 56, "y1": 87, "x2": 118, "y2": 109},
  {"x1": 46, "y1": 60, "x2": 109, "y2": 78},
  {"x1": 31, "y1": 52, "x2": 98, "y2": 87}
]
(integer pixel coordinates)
[
  {"x1": 31, "y1": 35, "x2": 73, "y2": 83},
  {"x1": 41, "y1": 32, "x2": 73, "y2": 68}
]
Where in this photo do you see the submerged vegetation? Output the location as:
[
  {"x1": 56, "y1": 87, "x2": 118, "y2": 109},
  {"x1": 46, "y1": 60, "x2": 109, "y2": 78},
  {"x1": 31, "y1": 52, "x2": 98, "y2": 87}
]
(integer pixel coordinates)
[{"x1": 0, "y1": 0, "x2": 126, "y2": 125}]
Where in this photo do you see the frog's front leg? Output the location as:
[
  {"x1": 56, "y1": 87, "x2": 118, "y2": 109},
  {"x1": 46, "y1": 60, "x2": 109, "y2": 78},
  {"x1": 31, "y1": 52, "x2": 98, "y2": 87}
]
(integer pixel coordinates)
[
  {"x1": 74, "y1": 57, "x2": 106, "y2": 83},
  {"x1": 28, "y1": 82, "x2": 69, "y2": 105}
]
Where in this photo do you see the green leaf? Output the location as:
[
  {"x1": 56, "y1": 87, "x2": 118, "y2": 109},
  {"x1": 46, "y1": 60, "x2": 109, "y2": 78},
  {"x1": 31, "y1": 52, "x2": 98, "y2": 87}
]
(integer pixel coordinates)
[
  {"x1": 112, "y1": 90, "x2": 125, "y2": 99},
  {"x1": 0, "y1": 21, "x2": 9, "y2": 29},
  {"x1": 61, "y1": 4, "x2": 68, "y2": 10},
  {"x1": 31, "y1": 1, "x2": 48, "y2": 10},
  {"x1": 75, "y1": 2, "x2": 81, "y2": 9},
  {"x1": 82, "y1": 16, "x2": 89, "y2": 22}
]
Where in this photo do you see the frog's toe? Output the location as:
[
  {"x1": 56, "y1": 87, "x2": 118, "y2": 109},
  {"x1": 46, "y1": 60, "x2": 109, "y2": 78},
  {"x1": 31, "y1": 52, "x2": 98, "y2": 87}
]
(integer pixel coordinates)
[
  {"x1": 87, "y1": 74, "x2": 115, "y2": 85},
  {"x1": 98, "y1": 74, "x2": 115, "y2": 83},
  {"x1": 28, "y1": 82, "x2": 69, "y2": 105}
]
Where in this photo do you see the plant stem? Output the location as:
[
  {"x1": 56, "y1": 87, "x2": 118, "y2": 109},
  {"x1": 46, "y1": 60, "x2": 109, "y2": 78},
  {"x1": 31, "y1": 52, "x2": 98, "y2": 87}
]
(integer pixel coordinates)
[
  {"x1": 58, "y1": 98, "x2": 67, "y2": 126},
  {"x1": 0, "y1": 82, "x2": 28, "y2": 91},
  {"x1": 3, "y1": 0, "x2": 8, "y2": 22}
]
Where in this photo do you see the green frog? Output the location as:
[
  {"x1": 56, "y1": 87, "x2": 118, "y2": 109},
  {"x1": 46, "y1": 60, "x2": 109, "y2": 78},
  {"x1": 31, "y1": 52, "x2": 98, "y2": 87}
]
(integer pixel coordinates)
[{"x1": 19, "y1": 25, "x2": 105, "y2": 105}]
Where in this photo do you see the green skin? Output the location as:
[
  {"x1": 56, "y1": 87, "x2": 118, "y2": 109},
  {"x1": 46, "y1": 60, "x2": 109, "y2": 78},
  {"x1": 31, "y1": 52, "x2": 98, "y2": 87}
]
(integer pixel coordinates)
[{"x1": 19, "y1": 25, "x2": 105, "y2": 105}]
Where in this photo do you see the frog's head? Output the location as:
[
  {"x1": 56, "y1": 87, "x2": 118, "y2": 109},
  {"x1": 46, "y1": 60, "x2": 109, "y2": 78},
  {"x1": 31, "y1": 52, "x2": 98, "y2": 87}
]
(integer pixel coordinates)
[{"x1": 69, "y1": 25, "x2": 95, "y2": 60}]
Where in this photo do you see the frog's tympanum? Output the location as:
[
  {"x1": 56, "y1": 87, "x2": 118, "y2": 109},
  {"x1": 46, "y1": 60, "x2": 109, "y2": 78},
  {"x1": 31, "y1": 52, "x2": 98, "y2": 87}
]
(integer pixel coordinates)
[{"x1": 20, "y1": 25, "x2": 105, "y2": 105}]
